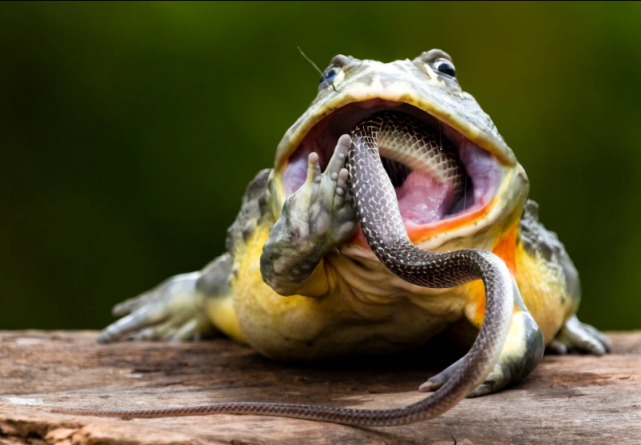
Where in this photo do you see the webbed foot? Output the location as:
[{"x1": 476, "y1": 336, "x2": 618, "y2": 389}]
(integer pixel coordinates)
[
  {"x1": 277, "y1": 134, "x2": 356, "y2": 250},
  {"x1": 97, "y1": 255, "x2": 230, "y2": 343},
  {"x1": 420, "y1": 310, "x2": 545, "y2": 397},
  {"x1": 547, "y1": 315, "x2": 611, "y2": 355},
  {"x1": 261, "y1": 135, "x2": 356, "y2": 296}
]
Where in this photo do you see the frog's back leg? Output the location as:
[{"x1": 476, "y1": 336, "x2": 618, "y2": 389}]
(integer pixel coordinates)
[
  {"x1": 98, "y1": 169, "x2": 272, "y2": 344},
  {"x1": 423, "y1": 199, "x2": 611, "y2": 398},
  {"x1": 517, "y1": 199, "x2": 610, "y2": 355}
]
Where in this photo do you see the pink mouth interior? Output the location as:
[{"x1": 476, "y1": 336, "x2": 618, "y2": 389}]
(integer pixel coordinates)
[
  {"x1": 282, "y1": 100, "x2": 504, "y2": 229},
  {"x1": 395, "y1": 169, "x2": 455, "y2": 224}
]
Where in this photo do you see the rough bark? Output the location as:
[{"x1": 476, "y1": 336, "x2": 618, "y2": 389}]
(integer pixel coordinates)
[{"x1": 0, "y1": 331, "x2": 639, "y2": 445}]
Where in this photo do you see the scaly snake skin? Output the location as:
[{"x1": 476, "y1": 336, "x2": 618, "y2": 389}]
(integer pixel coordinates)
[
  {"x1": 52, "y1": 111, "x2": 514, "y2": 426},
  {"x1": 373, "y1": 111, "x2": 464, "y2": 194}
]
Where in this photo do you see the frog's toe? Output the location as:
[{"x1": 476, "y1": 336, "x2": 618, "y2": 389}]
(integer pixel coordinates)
[
  {"x1": 334, "y1": 168, "x2": 349, "y2": 203},
  {"x1": 467, "y1": 362, "x2": 512, "y2": 398},
  {"x1": 98, "y1": 303, "x2": 167, "y2": 343},
  {"x1": 546, "y1": 338, "x2": 568, "y2": 355},
  {"x1": 170, "y1": 318, "x2": 210, "y2": 342},
  {"x1": 553, "y1": 315, "x2": 611, "y2": 355},
  {"x1": 418, "y1": 358, "x2": 462, "y2": 393},
  {"x1": 419, "y1": 358, "x2": 514, "y2": 397},
  {"x1": 112, "y1": 291, "x2": 155, "y2": 317},
  {"x1": 580, "y1": 321, "x2": 612, "y2": 353},
  {"x1": 326, "y1": 134, "x2": 351, "y2": 180},
  {"x1": 421, "y1": 310, "x2": 545, "y2": 398},
  {"x1": 128, "y1": 318, "x2": 208, "y2": 343},
  {"x1": 98, "y1": 272, "x2": 212, "y2": 344}
]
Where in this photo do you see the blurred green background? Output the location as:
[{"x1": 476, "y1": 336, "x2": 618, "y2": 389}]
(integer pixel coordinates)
[{"x1": 1, "y1": 2, "x2": 639, "y2": 331}]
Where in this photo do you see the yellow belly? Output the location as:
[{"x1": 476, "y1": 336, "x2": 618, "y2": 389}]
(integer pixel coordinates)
[
  {"x1": 226, "y1": 224, "x2": 456, "y2": 360},
  {"x1": 513, "y1": 241, "x2": 577, "y2": 342},
  {"x1": 212, "y1": 219, "x2": 575, "y2": 358}
]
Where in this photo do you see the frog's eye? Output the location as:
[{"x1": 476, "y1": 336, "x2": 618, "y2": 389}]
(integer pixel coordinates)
[
  {"x1": 320, "y1": 68, "x2": 338, "y2": 84},
  {"x1": 319, "y1": 66, "x2": 342, "y2": 91},
  {"x1": 435, "y1": 59, "x2": 456, "y2": 77}
]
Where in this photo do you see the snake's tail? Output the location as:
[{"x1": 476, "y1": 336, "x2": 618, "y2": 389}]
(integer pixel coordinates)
[{"x1": 49, "y1": 261, "x2": 513, "y2": 426}]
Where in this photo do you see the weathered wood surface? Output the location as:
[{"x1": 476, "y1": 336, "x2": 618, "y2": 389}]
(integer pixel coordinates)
[{"x1": 0, "y1": 331, "x2": 639, "y2": 445}]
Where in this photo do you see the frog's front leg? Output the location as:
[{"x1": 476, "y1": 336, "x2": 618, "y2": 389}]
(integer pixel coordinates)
[
  {"x1": 421, "y1": 280, "x2": 545, "y2": 397},
  {"x1": 99, "y1": 168, "x2": 272, "y2": 344},
  {"x1": 261, "y1": 135, "x2": 356, "y2": 297},
  {"x1": 98, "y1": 254, "x2": 235, "y2": 343}
]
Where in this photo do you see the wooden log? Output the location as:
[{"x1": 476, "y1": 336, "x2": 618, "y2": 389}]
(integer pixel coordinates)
[{"x1": 0, "y1": 331, "x2": 639, "y2": 445}]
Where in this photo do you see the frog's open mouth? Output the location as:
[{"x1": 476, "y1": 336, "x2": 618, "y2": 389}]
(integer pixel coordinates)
[{"x1": 282, "y1": 99, "x2": 505, "y2": 240}]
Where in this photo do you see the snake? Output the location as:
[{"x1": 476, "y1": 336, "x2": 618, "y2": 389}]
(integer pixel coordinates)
[{"x1": 52, "y1": 111, "x2": 514, "y2": 426}]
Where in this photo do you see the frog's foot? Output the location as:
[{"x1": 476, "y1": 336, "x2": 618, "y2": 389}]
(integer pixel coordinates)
[
  {"x1": 420, "y1": 310, "x2": 545, "y2": 397},
  {"x1": 261, "y1": 135, "x2": 356, "y2": 295},
  {"x1": 287, "y1": 134, "x2": 356, "y2": 249},
  {"x1": 547, "y1": 315, "x2": 611, "y2": 355},
  {"x1": 98, "y1": 271, "x2": 214, "y2": 344}
]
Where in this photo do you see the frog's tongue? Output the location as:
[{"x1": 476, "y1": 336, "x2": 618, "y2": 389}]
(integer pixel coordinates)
[{"x1": 394, "y1": 169, "x2": 457, "y2": 225}]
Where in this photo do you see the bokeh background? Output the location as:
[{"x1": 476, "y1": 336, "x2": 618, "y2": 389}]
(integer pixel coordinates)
[{"x1": 1, "y1": 2, "x2": 640, "y2": 331}]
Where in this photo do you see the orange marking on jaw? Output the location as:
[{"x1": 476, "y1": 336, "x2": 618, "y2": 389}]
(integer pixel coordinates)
[
  {"x1": 491, "y1": 222, "x2": 519, "y2": 275},
  {"x1": 406, "y1": 198, "x2": 497, "y2": 244},
  {"x1": 469, "y1": 222, "x2": 519, "y2": 327},
  {"x1": 455, "y1": 278, "x2": 488, "y2": 328},
  {"x1": 468, "y1": 280, "x2": 487, "y2": 328},
  {"x1": 347, "y1": 198, "x2": 499, "y2": 251},
  {"x1": 468, "y1": 276, "x2": 521, "y2": 327}
]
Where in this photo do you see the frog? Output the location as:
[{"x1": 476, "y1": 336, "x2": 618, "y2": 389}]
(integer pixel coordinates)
[{"x1": 98, "y1": 49, "x2": 611, "y2": 400}]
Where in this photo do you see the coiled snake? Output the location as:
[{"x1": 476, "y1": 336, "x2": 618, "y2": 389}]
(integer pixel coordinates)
[{"x1": 53, "y1": 111, "x2": 514, "y2": 426}]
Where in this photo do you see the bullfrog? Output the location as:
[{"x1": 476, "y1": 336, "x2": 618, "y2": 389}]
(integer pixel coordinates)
[{"x1": 94, "y1": 49, "x2": 610, "y2": 421}]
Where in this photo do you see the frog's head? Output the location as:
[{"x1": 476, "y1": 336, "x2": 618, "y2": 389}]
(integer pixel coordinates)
[{"x1": 272, "y1": 50, "x2": 529, "y2": 252}]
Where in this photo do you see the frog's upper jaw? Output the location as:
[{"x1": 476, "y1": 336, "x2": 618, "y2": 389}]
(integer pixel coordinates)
[
  {"x1": 272, "y1": 50, "x2": 529, "y2": 251},
  {"x1": 276, "y1": 50, "x2": 515, "y2": 169}
]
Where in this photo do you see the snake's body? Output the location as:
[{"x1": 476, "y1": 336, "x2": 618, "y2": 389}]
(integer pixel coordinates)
[{"x1": 53, "y1": 111, "x2": 514, "y2": 426}]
